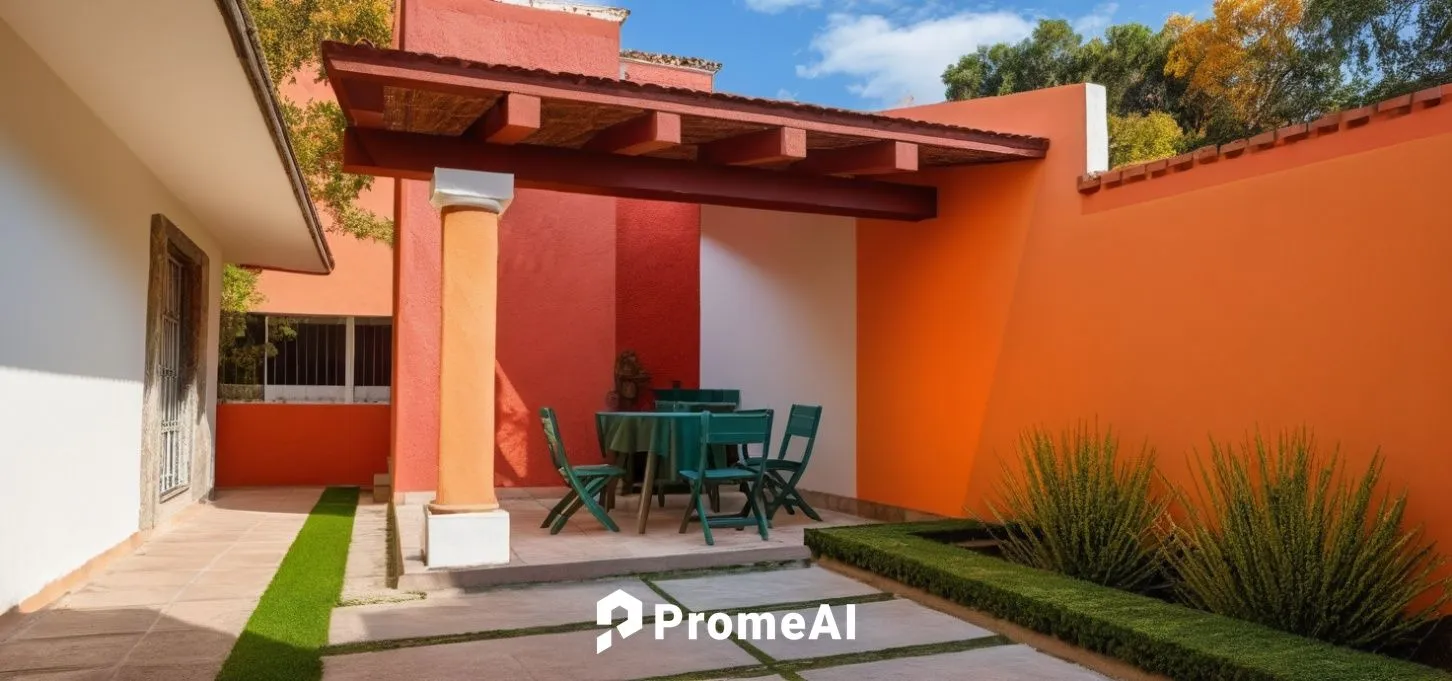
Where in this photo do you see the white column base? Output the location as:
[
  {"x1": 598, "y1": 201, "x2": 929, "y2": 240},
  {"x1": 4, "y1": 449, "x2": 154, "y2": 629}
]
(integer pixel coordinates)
[{"x1": 424, "y1": 507, "x2": 511, "y2": 568}]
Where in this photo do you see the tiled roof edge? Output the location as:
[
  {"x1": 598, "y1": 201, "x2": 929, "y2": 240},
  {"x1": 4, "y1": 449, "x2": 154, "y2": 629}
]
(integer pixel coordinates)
[
  {"x1": 492, "y1": 0, "x2": 629, "y2": 22},
  {"x1": 1077, "y1": 85, "x2": 1451, "y2": 194},
  {"x1": 621, "y1": 50, "x2": 722, "y2": 74}
]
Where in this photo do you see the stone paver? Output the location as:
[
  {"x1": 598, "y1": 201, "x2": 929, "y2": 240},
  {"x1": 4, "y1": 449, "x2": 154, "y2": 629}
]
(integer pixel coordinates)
[
  {"x1": 653, "y1": 565, "x2": 881, "y2": 612},
  {"x1": 798, "y1": 644, "x2": 1111, "y2": 681},
  {"x1": 329, "y1": 577, "x2": 669, "y2": 645},
  {"x1": 748, "y1": 599, "x2": 996, "y2": 661},
  {"x1": 323, "y1": 626, "x2": 757, "y2": 681},
  {"x1": 0, "y1": 488, "x2": 321, "y2": 679},
  {"x1": 339, "y1": 499, "x2": 399, "y2": 605}
]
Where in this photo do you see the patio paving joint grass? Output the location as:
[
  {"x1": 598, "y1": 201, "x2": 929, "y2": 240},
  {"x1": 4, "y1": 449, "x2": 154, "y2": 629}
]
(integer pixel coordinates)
[
  {"x1": 216, "y1": 486, "x2": 359, "y2": 681},
  {"x1": 634, "y1": 635, "x2": 1015, "y2": 681},
  {"x1": 320, "y1": 616, "x2": 665, "y2": 657},
  {"x1": 636, "y1": 560, "x2": 810, "y2": 584},
  {"x1": 706, "y1": 592, "x2": 895, "y2": 617},
  {"x1": 638, "y1": 569, "x2": 1013, "y2": 681}
]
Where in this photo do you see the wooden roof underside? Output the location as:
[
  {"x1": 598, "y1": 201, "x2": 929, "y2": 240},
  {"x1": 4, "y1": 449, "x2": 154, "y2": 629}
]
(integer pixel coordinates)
[{"x1": 324, "y1": 42, "x2": 1049, "y2": 221}]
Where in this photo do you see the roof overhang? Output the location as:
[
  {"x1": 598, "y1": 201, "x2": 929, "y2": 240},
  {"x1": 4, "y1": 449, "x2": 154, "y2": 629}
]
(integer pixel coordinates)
[
  {"x1": 322, "y1": 42, "x2": 1049, "y2": 222},
  {"x1": 0, "y1": 0, "x2": 332, "y2": 273}
]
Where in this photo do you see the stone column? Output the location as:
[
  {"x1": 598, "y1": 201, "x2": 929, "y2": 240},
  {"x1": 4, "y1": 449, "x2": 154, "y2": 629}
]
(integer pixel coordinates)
[{"x1": 423, "y1": 168, "x2": 514, "y2": 568}]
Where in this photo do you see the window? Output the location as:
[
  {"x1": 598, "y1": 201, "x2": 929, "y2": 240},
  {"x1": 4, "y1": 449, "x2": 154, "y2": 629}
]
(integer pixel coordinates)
[{"x1": 218, "y1": 314, "x2": 392, "y2": 403}]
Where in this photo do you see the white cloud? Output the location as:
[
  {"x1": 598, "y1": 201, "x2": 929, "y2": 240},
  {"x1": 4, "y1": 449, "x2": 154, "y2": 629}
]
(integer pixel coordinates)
[
  {"x1": 1072, "y1": 2, "x2": 1120, "y2": 36},
  {"x1": 744, "y1": 0, "x2": 821, "y2": 13},
  {"x1": 797, "y1": 3, "x2": 1123, "y2": 106},
  {"x1": 775, "y1": 88, "x2": 800, "y2": 101},
  {"x1": 797, "y1": 11, "x2": 1034, "y2": 106}
]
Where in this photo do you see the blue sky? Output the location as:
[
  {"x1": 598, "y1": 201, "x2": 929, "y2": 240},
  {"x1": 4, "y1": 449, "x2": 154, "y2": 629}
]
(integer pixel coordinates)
[{"x1": 596, "y1": 0, "x2": 1208, "y2": 110}]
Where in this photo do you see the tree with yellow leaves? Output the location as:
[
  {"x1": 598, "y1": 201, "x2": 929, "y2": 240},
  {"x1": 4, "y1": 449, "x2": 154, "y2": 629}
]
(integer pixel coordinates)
[{"x1": 1165, "y1": 0, "x2": 1307, "y2": 139}]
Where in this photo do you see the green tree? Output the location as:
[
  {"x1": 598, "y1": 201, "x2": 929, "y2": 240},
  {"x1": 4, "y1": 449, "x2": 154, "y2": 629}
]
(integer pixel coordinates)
[
  {"x1": 944, "y1": 20, "x2": 1089, "y2": 100},
  {"x1": 221, "y1": 0, "x2": 392, "y2": 387},
  {"x1": 1107, "y1": 112, "x2": 1186, "y2": 167},
  {"x1": 247, "y1": 0, "x2": 394, "y2": 244},
  {"x1": 1300, "y1": 0, "x2": 1452, "y2": 100}
]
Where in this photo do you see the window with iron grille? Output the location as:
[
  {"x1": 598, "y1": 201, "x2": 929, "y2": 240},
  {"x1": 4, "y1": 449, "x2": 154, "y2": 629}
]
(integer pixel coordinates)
[{"x1": 218, "y1": 314, "x2": 392, "y2": 403}]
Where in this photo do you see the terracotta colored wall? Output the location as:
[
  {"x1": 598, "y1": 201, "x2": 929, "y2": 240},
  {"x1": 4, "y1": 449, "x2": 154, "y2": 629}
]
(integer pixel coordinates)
[
  {"x1": 254, "y1": 71, "x2": 394, "y2": 317},
  {"x1": 393, "y1": 0, "x2": 624, "y2": 491},
  {"x1": 615, "y1": 61, "x2": 710, "y2": 395},
  {"x1": 216, "y1": 404, "x2": 390, "y2": 487},
  {"x1": 621, "y1": 60, "x2": 713, "y2": 90},
  {"x1": 858, "y1": 86, "x2": 1452, "y2": 572}
]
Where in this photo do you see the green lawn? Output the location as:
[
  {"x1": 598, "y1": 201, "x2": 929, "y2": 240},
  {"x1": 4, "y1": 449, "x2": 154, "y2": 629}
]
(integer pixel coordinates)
[{"x1": 217, "y1": 486, "x2": 359, "y2": 681}]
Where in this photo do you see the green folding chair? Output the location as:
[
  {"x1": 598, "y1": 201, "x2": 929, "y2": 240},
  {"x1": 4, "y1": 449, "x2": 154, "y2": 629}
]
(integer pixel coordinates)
[
  {"x1": 739, "y1": 404, "x2": 823, "y2": 522},
  {"x1": 678, "y1": 410, "x2": 773, "y2": 545},
  {"x1": 541, "y1": 407, "x2": 624, "y2": 534}
]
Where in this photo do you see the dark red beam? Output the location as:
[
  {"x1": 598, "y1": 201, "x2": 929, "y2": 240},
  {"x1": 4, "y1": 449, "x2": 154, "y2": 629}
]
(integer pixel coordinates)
[
  {"x1": 344, "y1": 127, "x2": 936, "y2": 221},
  {"x1": 796, "y1": 141, "x2": 919, "y2": 176},
  {"x1": 584, "y1": 112, "x2": 681, "y2": 155},
  {"x1": 700, "y1": 128, "x2": 807, "y2": 166},
  {"x1": 470, "y1": 93, "x2": 541, "y2": 144}
]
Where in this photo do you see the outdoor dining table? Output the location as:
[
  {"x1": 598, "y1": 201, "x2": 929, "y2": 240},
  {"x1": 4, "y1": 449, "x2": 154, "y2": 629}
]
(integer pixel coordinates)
[{"x1": 596, "y1": 411, "x2": 705, "y2": 533}]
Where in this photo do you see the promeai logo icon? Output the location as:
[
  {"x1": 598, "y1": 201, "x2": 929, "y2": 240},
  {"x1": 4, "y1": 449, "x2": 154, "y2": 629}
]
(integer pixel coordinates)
[{"x1": 596, "y1": 589, "x2": 644, "y2": 654}]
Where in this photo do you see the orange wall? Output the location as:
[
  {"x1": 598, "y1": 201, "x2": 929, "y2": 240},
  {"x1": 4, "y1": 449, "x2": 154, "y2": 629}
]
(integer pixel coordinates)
[
  {"x1": 858, "y1": 86, "x2": 1452, "y2": 571},
  {"x1": 216, "y1": 404, "x2": 390, "y2": 487}
]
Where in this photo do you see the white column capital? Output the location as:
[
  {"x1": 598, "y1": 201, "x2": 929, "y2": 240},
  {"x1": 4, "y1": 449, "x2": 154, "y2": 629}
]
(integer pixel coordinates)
[{"x1": 430, "y1": 168, "x2": 515, "y2": 215}]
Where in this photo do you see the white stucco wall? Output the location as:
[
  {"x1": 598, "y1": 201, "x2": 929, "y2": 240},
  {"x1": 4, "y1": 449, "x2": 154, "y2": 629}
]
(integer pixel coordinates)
[
  {"x1": 700, "y1": 206, "x2": 857, "y2": 498},
  {"x1": 0, "y1": 21, "x2": 223, "y2": 612}
]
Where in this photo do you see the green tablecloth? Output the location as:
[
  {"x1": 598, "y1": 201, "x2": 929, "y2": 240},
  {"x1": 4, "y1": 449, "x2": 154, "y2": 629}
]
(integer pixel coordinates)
[{"x1": 597, "y1": 412, "x2": 703, "y2": 479}]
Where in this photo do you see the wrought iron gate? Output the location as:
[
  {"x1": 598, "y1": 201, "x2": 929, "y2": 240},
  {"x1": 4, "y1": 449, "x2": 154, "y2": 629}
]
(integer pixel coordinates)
[{"x1": 159, "y1": 252, "x2": 191, "y2": 497}]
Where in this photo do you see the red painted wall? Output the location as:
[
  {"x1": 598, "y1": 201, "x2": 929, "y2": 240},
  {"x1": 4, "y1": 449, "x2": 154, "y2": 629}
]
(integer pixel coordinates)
[
  {"x1": 393, "y1": 0, "x2": 636, "y2": 490},
  {"x1": 216, "y1": 404, "x2": 390, "y2": 487},
  {"x1": 614, "y1": 61, "x2": 711, "y2": 396}
]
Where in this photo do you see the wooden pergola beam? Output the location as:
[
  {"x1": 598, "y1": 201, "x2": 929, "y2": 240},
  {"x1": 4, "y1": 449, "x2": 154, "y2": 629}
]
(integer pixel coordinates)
[
  {"x1": 700, "y1": 128, "x2": 807, "y2": 166},
  {"x1": 321, "y1": 43, "x2": 1048, "y2": 159},
  {"x1": 344, "y1": 127, "x2": 937, "y2": 221},
  {"x1": 796, "y1": 141, "x2": 919, "y2": 176},
  {"x1": 469, "y1": 93, "x2": 541, "y2": 144},
  {"x1": 583, "y1": 112, "x2": 681, "y2": 155}
]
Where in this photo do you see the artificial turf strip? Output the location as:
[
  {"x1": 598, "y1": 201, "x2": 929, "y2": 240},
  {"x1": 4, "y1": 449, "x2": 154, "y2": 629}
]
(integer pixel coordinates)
[
  {"x1": 217, "y1": 487, "x2": 359, "y2": 681},
  {"x1": 805, "y1": 521, "x2": 1452, "y2": 681}
]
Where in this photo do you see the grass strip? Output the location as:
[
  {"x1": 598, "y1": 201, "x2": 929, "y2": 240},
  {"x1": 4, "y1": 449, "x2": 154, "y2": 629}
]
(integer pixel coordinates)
[
  {"x1": 710, "y1": 592, "x2": 895, "y2": 617},
  {"x1": 217, "y1": 487, "x2": 359, "y2": 681},
  {"x1": 806, "y1": 521, "x2": 1452, "y2": 681}
]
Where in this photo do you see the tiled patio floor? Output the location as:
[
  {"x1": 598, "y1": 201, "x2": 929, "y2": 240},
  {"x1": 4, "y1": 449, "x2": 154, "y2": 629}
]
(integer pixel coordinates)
[
  {"x1": 394, "y1": 488, "x2": 872, "y2": 591},
  {"x1": 0, "y1": 488, "x2": 323, "y2": 680},
  {"x1": 323, "y1": 565, "x2": 1110, "y2": 681}
]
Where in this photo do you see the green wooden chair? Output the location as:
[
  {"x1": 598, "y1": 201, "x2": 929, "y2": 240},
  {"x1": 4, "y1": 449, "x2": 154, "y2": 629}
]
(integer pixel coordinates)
[
  {"x1": 678, "y1": 410, "x2": 773, "y2": 545},
  {"x1": 739, "y1": 404, "x2": 823, "y2": 522},
  {"x1": 541, "y1": 407, "x2": 624, "y2": 534}
]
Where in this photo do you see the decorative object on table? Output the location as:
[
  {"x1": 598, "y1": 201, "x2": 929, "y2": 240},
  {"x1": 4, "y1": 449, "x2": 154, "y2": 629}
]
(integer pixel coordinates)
[
  {"x1": 605, "y1": 350, "x2": 652, "y2": 411},
  {"x1": 739, "y1": 404, "x2": 824, "y2": 521},
  {"x1": 540, "y1": 407, "x2": 624, "y2": 534},
  {"x1": 679, "y1": 410, "x2": 774, "y2": 545}
]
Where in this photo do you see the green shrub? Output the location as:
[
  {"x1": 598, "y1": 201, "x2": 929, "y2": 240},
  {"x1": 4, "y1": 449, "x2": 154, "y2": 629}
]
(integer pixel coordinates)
[
  {"x1": 807, "y1": 522, "x2": 1451, "y2": 681},
  {"x1": 985, "y1": 422, "x2": 1167, "y2": 592},
  {"x1": 1168, "y1": 428, "x2": 1450, "y2": 653}
]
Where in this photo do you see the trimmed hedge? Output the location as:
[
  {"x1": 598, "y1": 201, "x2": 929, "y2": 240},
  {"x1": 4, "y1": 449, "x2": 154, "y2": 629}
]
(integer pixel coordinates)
[{"x1": 805, "y1": 521, "x2": 1451, "y2": 681}]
